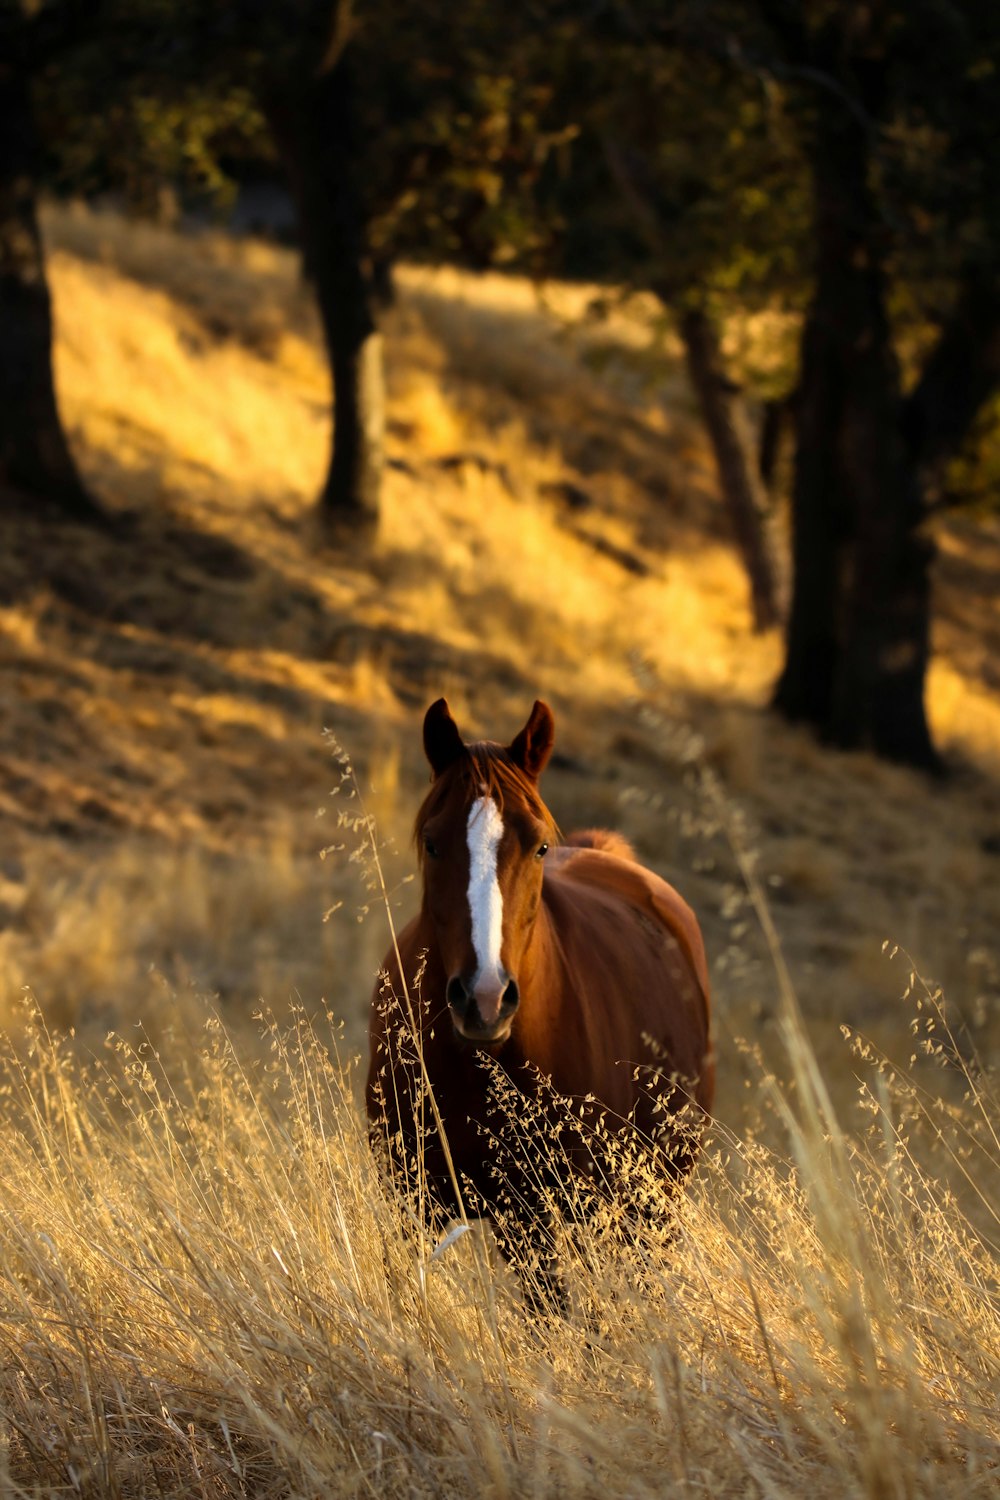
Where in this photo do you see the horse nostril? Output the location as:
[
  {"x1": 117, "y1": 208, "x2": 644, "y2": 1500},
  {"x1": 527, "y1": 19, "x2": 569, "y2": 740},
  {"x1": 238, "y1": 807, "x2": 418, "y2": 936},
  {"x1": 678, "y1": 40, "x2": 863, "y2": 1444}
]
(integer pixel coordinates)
[
  {"x1": 448, "y1": 973, "x2": 518, "y2": 1033},
  {"x1": 446, "y1": 975, "x2": 470, "y2": 1012}
]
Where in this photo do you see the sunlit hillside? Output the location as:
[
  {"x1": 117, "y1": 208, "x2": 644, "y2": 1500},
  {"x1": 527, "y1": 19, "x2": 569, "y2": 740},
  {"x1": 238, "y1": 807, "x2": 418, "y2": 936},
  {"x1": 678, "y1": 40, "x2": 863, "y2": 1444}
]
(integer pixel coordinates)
[
  {"x1": 0, "y1": 201, "x2": 997, "y2": 1495},
  {"x1": 0, "y1": 201, "x2": 993, "y2": 1085}
]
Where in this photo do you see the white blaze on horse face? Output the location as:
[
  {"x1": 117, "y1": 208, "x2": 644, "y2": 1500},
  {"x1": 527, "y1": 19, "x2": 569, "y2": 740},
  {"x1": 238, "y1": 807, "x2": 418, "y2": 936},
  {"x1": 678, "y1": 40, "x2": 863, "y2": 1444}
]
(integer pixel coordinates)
[{"x1": 466, "y1": 794, "x2": 505, "y2": 1008}]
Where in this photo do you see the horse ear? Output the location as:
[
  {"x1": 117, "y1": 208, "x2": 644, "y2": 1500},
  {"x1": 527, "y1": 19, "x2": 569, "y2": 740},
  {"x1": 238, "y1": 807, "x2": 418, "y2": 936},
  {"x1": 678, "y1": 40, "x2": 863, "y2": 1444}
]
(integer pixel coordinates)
[
  {"x1": 423, "y1": 698, "x2": 467, "y2": 778},
  {"x1": 508, "y1": 700, "x2": 555, "y2": 781}
]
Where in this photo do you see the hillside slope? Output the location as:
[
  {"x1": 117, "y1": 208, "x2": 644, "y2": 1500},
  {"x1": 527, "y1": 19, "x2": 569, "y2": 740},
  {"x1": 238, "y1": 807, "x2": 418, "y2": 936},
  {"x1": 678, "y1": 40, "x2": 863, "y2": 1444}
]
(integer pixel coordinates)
[
  {"x1": 0, "y1": 202, "x2": 998, "y2": 1123},
  {"x1": 0, "y1": 203, "x2": 997, "y2": 1499}
]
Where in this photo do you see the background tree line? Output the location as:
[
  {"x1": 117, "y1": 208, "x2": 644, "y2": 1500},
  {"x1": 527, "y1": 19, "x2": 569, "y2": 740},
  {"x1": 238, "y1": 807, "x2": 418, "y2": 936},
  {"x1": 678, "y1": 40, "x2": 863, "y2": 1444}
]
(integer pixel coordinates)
[{"x1": 3, "y1": 0, "x2": 999, "y2": 773}]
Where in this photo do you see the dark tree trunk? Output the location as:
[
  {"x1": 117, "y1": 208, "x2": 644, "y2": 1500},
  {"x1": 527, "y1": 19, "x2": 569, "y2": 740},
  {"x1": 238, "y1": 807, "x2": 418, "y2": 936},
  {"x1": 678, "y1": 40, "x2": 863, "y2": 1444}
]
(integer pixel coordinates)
[
  {"x1": 0, "y1": 54, "x2": 96, "y2": 517},
  {"x1": 265, "y1": 45, "x2": 384, "y2": 529},
  {"x1": 773, "y1": 79, "x2": 940, "y2": 772},
  {"x1": 772, "y1": 304, "x2": 847, "y2": 732},
  {"x1": 677, "y1": 303, "x2": 783, "y2": 632}
]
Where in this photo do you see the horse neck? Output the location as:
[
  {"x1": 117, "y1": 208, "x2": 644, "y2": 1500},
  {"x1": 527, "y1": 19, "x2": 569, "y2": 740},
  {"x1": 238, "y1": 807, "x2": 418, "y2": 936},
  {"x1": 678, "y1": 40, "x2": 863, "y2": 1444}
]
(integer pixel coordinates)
[{"x1": 508, "y1": 895, "x2": 559, "y2": 1053}]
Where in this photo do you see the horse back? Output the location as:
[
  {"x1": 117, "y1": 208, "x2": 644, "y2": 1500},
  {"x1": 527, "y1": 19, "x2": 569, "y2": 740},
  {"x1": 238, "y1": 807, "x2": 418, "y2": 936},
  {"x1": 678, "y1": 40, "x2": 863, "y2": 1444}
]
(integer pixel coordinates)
[{"x1": 561, "y1": 828, "x2": 638, "y2": 863}]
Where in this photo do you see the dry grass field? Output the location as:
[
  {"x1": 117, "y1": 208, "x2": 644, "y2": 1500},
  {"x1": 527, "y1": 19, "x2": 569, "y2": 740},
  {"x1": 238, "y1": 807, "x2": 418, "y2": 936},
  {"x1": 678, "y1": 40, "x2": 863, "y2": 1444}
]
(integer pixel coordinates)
[{"x1": 0, "y1": 201, "x2": 996, "y2": 1494}]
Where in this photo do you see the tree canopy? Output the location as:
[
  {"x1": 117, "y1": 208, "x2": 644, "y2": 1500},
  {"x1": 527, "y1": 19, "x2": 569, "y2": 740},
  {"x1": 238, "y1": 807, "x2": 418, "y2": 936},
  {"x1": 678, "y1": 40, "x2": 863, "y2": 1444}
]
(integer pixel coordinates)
[{"x1": 5, "y1": 0, "x2": 1000, "y2": 767}]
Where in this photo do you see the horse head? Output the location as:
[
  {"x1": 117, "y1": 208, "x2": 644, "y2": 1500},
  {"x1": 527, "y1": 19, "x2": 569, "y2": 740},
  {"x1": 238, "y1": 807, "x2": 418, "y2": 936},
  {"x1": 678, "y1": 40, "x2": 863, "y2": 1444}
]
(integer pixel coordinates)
[{"x1": 416, "y1": 698, "x2": 557, "y2": 1046}]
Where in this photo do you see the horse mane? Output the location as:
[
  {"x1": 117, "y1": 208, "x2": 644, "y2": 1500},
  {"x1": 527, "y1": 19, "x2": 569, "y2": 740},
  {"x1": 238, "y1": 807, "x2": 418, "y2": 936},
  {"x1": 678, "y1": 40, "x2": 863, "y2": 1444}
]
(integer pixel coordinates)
[{"x1": 413, "y1": 741, "x2": 558, "y2": 853}]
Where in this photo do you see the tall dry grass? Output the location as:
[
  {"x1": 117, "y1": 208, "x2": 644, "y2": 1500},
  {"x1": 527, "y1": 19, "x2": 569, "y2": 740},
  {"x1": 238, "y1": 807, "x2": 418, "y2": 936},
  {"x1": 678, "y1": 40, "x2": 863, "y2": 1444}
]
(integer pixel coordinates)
[
  {"x1": 0, "y1": 978, "x2": 996, "y2": 1496},
  {"x1": 1, "y1": 793, "x2": 997, "y2": 1498}
]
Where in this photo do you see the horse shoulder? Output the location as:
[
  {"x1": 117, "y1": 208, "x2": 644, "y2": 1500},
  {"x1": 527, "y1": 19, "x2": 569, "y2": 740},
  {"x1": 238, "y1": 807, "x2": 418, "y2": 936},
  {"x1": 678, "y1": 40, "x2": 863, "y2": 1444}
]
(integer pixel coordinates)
[
  {"x1": 541, "y1": 844, "x2": 713, "y2": 1106},
  {"x1": 548, "y1": 844, "x2": 708, "y2": 996}
]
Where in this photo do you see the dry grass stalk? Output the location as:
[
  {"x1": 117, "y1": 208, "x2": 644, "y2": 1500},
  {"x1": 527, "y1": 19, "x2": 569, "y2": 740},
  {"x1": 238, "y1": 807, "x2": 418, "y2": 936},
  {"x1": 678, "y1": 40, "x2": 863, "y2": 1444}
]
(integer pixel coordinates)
[{"x1": 0, "y1": 976, "x2": 996, "y2": 1497}]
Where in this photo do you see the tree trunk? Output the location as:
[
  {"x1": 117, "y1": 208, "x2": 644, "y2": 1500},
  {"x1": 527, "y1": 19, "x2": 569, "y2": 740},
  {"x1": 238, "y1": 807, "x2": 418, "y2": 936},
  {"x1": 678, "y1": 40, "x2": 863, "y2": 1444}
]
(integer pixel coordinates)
[
  {"x1": 773, "y1": 88, "x2": 940, "y2": 772},
  {"x1": 0, "y1": 55, "x2": 96, "y2": 517},
  {"x1": 328, "y1": 324, "x2": 384, "y2": 522},
  {"x1": 265, "y1": 45, "x2": 384, "y2": 529},
  {"x1": 677, "y1": 303, "x2": 783, "y2": 632},
  {"x1": 772, "y1": 306, "x2": 847, "y2": 732}
]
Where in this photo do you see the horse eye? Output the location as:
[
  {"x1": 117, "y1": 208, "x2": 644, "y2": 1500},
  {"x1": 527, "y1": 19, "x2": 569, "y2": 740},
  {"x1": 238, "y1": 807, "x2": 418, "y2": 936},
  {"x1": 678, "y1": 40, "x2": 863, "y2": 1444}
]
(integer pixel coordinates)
[
  {"x1": 424, "y1": 838, "x2": 439, "y2": 859},
  {"x1": 536, "y1": 842, "x2": 549, "y2": 860}
]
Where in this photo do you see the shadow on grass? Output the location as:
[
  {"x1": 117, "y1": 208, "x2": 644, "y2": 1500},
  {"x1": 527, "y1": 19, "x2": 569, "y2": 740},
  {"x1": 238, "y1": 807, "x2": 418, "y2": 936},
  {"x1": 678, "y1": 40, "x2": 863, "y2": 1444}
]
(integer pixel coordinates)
[
  {"x1": 400, "y1": 279, "x2": 724, "y2": 556},
  {"x1": 0, "y1": 465, "x2": 551, "y2": 848}
]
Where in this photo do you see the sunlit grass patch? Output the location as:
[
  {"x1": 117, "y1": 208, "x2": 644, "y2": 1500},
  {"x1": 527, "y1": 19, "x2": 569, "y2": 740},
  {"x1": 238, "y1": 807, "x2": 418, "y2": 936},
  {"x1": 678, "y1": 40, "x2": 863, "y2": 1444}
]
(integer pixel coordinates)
[
  {"x1": 0, "y1": 835, "x2": 385, "y2": 1041},
  {"x1": 0, "y1": 967, "x2": 996, "y2": 1497}
]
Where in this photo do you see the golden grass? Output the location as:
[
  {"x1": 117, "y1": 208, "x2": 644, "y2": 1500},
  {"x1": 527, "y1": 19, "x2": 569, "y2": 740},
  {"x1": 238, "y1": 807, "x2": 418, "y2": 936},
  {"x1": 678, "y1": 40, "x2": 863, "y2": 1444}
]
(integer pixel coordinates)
[
  {"x1": 0, "y1": 957, "x2": 996, "y2": 1497},
  {"x1": 0, "y1": 200, "x2": 997, "y2": 1491}
]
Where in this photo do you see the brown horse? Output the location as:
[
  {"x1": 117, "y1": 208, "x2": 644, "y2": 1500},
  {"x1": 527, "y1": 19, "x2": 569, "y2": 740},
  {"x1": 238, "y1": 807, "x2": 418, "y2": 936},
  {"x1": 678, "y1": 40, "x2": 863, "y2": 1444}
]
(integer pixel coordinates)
[{"x1": 366, "y1": 698, "x2": 714, "y2": 1300}]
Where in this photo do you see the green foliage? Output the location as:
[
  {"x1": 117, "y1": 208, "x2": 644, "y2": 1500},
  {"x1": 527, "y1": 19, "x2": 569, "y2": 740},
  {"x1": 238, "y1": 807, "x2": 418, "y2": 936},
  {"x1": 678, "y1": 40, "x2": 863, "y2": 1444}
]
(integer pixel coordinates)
[
  {"x1": 552, "y1": 30, "x2": 809, "y2": 313},
  {"x1": 350, "y1": 4, "x2": 570, "y2": 270},
  {"x1": 20, "y1": 0, "x2": 1000, "y2": 511},
  {"x1": 33, "y1": 2, "x2": 272, "y2": 212}
]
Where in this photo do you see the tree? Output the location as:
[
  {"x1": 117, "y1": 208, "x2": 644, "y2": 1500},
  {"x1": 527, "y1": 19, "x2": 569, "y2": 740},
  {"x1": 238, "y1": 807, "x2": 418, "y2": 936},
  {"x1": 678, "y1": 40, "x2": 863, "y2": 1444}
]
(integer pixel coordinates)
[
  {"x1": 585, "y1": 47, "x2": 801, "y2": 634},
  {"x1": 235, "y1": 0, "x2": 568, "y2": 527},
  {"x1": 509, "y1": 2, "x2": 1000, "y2": 762},
  {"x1": 557, "y1": 0, "x2": 1000, "y2": 766},
  {"x1": 754, "y1": 0, "x2": 1000, "y2": 770},
  {"x1": 36, "y1": 0, "x2": 384, "y2": 529},
  {"x1": 410, "y1": 2, "x2": 804, "y2": 632},
  {"x1": 257, "y1": 3, "x2": 384, "y2": 529},
  {"x1": 676, "y1": 302, "x2": 783, "y2": 630},
  {"x1": 46, "y1": 0, "x2": 558, "y2": 529},
  {"x1": 0, "y1": 0, "x2": 99, "y2": 518}
]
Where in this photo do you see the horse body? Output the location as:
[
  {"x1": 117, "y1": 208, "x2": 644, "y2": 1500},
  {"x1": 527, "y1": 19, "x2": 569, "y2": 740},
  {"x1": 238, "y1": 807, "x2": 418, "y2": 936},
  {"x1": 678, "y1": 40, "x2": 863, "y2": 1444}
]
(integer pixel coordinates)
[
  {"x1": 366, "y1": 699, "x2": 714, "y2": 1284},
  {"x1": 522, "y1": 840, "x2": 713, "y2": 1120}
]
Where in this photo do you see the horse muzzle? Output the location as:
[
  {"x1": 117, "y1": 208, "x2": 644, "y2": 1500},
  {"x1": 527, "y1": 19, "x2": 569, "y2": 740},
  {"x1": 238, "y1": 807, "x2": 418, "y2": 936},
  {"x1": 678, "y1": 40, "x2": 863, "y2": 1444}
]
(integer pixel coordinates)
[{"x1": 446, "y1": 971, "x2": 519, "y2": 1045}]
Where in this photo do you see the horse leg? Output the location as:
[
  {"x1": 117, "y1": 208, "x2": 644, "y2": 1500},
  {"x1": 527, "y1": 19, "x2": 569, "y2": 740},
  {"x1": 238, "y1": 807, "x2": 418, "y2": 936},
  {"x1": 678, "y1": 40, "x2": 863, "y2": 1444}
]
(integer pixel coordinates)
[{"x1": 490, "y1": 1207, "x2": 567, "y2": 1316}]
